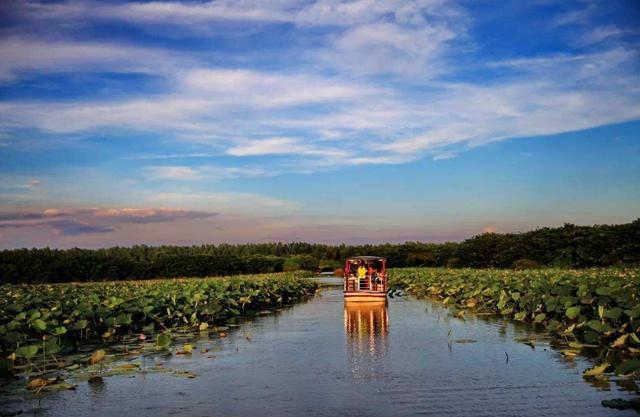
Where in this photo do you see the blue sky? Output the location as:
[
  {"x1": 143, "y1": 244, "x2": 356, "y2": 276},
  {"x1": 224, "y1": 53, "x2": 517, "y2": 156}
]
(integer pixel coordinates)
[{"x1": 0, "y1": 0, "x2": 639, "y2": 248}]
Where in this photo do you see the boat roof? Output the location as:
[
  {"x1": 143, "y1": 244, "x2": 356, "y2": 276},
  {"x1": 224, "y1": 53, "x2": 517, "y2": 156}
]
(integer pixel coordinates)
[{"x1": 347, "y1": 256, "x2": 386, "y2": 261}]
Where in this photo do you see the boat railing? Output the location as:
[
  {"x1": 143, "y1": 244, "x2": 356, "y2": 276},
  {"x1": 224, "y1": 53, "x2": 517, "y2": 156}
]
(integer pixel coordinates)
[{"x1": 345, "y1": 273, "x2": 386, "y2": 292}]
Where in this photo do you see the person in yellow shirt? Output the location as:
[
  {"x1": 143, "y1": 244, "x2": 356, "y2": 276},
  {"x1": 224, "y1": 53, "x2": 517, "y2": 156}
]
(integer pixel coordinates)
[{"x1": 357, "y1": 263, "x2": 367, "y2": 279}]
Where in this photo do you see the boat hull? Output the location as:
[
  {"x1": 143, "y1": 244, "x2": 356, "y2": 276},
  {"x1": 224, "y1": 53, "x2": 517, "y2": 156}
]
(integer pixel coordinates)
[{"x1": 344, "y1": 291, "x2": 387, "y2": 303}]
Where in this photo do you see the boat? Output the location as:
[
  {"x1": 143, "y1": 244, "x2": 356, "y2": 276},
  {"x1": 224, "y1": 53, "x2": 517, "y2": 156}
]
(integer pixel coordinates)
[{"x1": 343, "y1": 256, "x2": 388, "y2": 303}]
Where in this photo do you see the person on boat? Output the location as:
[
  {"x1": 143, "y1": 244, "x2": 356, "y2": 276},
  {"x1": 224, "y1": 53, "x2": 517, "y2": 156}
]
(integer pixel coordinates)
[
  {"x1": 357, "y1": 262, "x2": 367, "y2": 279},
  {"x1": 367, "y1": 263, "x2": 375, "y2": 278}
]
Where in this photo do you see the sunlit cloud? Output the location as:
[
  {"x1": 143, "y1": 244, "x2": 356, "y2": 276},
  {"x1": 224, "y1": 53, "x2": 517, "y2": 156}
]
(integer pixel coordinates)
[{"x1": 0, "y1": 207, "x2": 218, "y2": 236}]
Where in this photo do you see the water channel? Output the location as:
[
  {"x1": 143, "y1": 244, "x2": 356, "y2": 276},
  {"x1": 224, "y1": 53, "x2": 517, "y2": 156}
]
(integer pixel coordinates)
[{"x1": 2, "y1": 277, "x2": 638, "y2": 416}]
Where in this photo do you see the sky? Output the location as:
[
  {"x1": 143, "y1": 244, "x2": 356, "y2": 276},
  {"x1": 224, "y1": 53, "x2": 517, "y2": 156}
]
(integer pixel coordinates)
[{"x1": 0, "y1": 0, "x2": 639, "y2": 249}]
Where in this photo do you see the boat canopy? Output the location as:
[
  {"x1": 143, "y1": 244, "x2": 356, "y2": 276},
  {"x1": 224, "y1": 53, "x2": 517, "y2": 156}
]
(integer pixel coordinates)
[{"x1": 346, "y1": 256, "x2": 386, "y2": 261}]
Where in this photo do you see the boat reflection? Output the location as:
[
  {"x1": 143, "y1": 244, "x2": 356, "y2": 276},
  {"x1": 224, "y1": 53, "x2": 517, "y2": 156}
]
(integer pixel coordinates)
[{"x1": 344, "y1": 302, "x2": 389, "y2": 366}]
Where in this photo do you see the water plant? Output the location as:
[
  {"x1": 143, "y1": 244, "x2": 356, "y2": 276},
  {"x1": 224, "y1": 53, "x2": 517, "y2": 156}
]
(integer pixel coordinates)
[
  {"x1": 389, "y1": 267, "x2": 640, "y2": 352},
  {"x1": 0, "y1": 272, "x2": 317, "y2": 357}
]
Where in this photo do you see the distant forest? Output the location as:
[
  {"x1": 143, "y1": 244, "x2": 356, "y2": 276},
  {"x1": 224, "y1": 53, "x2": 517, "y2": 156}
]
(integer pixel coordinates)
[{"x1": 1, "y1": 219, "x2": 639, "y2": 283}]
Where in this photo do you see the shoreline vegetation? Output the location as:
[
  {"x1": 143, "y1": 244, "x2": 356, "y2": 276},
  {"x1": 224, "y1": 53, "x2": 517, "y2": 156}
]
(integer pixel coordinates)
[
  {"x1": 0, "y1": 272, "x2": 318, "y2": 360},
  {"x1": 389, "y1": 267, "x2": 640, "y2": 376},
  {"x1": 1, "y1": 219, "x2": 639, "y2": 284}
]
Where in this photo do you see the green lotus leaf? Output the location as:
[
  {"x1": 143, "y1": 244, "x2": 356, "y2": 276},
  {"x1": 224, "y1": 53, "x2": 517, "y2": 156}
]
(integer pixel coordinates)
[
  {"x1": 586, "y1": 320, "x2": 611, "y2": 333},
  {"x1": 514, "y1": 311, "x2": 527, "y2": 321},
  {"x1": 32, "y1": 319, "x2": 47, "y2": 331},
  {"x1": 44, "y1": 339, "x2": 62, "y2": 354},
  {"x1": 603, "y1": 307, "x2": 623, "y2": 321},
  {"x1": 625, "y1": 305, "x2": 640, "y2": 319},
  {"x1": 565, "y1": 306, "x2": 581, "y2": 320},
  {"x1": 74, "y1": 319, "x2": 88, "y2": 330},
  {"x1": 615, "y1": 359, "x2": 640, "y2": 375},
  {"x1": 16, "y1": 344, "x2": 39, "y2": 359},
  {"x1": 156, "y1": 333, "x2": 171, "y2": 348},
  {"x1": 52, "y1": 326, "x2": 67, "y2": 336}
]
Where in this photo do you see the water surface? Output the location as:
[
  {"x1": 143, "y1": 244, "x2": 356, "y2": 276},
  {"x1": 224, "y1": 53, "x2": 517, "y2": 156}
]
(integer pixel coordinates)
[{"x1": 3, "y1": 279, "x2": 638, "y2": 416}]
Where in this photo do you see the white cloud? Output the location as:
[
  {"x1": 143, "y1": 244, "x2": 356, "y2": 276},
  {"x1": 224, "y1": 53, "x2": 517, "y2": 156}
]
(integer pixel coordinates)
[
  {"x1": 0, "y1": 37, "x2": 180, "y2": 81},
  {"x1": 145, "y1": 166, "x2": 201, "y2": 180},
  {"x1": 145, "y1": 191, "x2": 299, "y2": 213},
  {"x1": 0, "y1": 97, "x2": 209, "y2": 133},
  {"x1": 10, "y1": 0, "x2": 464, "y2": 78},
  {"x1": 432, "y1": 151, "x2": 457, "y2": 160},
  {"x1": 226, "y1": 137, "x2": 341, "y2": 157},
  {"x1": 98, "y1": 0, "x2": 294, "y2": 24},
  {"x1": 17, "y1": 0, "x2": 459, "y2": 28},
  {"x1": 144, "y1": 164, "x2": 271, "y2": 180},
  {"x1": 578, "y1": 26, "x2": 630, "y2": 46},
  {"x1": 182, "y1": 68, "x2": 376, "y2": 106},
  {"x1": 551, "y1": 3, "x2": 597, "y2": 28},
  {"x1": 316, "y1": 22, "x2": 456, "y2": 76},
  {"x1": 2, "y1": 45, "x2": 638, "y2": 170},
  {"x1": 0, "y1": 67, "x2": 382, "y2": 135}
]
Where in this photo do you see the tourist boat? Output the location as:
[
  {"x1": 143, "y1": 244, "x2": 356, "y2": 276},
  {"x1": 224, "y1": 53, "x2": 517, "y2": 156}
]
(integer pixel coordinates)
[{"x1": 343, "y1": 256, "x2": 387, "y2": 303}]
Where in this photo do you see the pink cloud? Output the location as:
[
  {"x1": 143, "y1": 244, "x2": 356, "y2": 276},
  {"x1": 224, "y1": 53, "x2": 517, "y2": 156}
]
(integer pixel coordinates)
[{"x1": 0, "y1": 207, "x2": 218, "y2": 236}]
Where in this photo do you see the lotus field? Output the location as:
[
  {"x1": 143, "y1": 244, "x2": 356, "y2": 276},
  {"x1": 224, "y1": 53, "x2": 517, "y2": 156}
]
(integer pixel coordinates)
[
  {"x1": 389, "y1": 267, "x2": 640, "y2": 373},
  {"x1": 0, "y1": 272, "x2": 318, "y2": 360}
]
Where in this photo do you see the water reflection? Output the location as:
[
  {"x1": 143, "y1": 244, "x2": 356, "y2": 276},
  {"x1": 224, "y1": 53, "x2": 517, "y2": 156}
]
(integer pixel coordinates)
[{"x1": 344, "y1": 302, "x2": 389, "y2": 373}]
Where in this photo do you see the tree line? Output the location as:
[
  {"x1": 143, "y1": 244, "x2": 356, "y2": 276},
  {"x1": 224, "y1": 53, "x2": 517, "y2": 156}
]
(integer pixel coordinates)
[{"x1": 1, "y1": 219, "x2": 638, "y2": 283}]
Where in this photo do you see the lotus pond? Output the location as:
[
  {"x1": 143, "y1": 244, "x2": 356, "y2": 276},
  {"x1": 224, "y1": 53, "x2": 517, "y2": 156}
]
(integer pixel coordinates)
[
  {"x1": 0, "y1": 272, "x2": 317, "y2": 368},
  {"x1": 1, "y1": 269, "x2": 639, "y2": 416},
  {"x1": 389, "y1": 268, "x2": 640, "y2": 380}
]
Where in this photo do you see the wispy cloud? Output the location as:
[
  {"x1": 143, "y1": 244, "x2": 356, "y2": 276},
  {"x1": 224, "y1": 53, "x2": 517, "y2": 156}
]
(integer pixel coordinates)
[
  {"x1": 143, "y1": 164, "x2": 271, "y2": 180},
  {"x1": 1, "y1": 45, "x2": 638, "y2": 171},
  {"x1": 315, "y1": 22, "x2": 457, "y2": 76},
  {"x1": 226, "y1": 137, "x2": 341, "y2": 157},
  {"x1": 181, "y1": 68, "x2": 376, "y2": 106},
  {"x1": 432, "y1": 151, "x2": 457, "y2": 160},
  {"x1": 0, "y1": 207, "x2": 218, "y2": 235},
  {"x1": 0, "y1": 37, "x2": 181, "y2": 82},
  {"x1": 13, "y1": 0, "x2": 461, "y2": 28},
  {"x1": 144, "y1": 166, "x2": 201, "y2": 180},
  {"x1": 577, "y1": 25, "x2": 631, "y2": 46}
]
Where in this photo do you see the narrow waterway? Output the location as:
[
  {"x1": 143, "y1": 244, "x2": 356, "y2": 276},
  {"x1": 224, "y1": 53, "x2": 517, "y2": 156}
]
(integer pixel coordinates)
[{"x1": 4, "y1": 278, "x2": 638, "y2": 416}]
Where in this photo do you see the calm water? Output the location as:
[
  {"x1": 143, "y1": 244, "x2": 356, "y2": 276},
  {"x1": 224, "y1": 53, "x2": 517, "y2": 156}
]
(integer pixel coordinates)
[{"x1": 3, "y1": 278, "x2": 638, "y2": 416}]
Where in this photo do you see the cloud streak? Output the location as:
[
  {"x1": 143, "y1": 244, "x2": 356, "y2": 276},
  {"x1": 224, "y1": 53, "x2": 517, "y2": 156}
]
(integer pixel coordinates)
[
  {"x1": 0, "y1": 37, "x2": 183, "y2": 82},
  {"x1": 0, "y1": 207, "x2": 219, "y2": 235}
]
